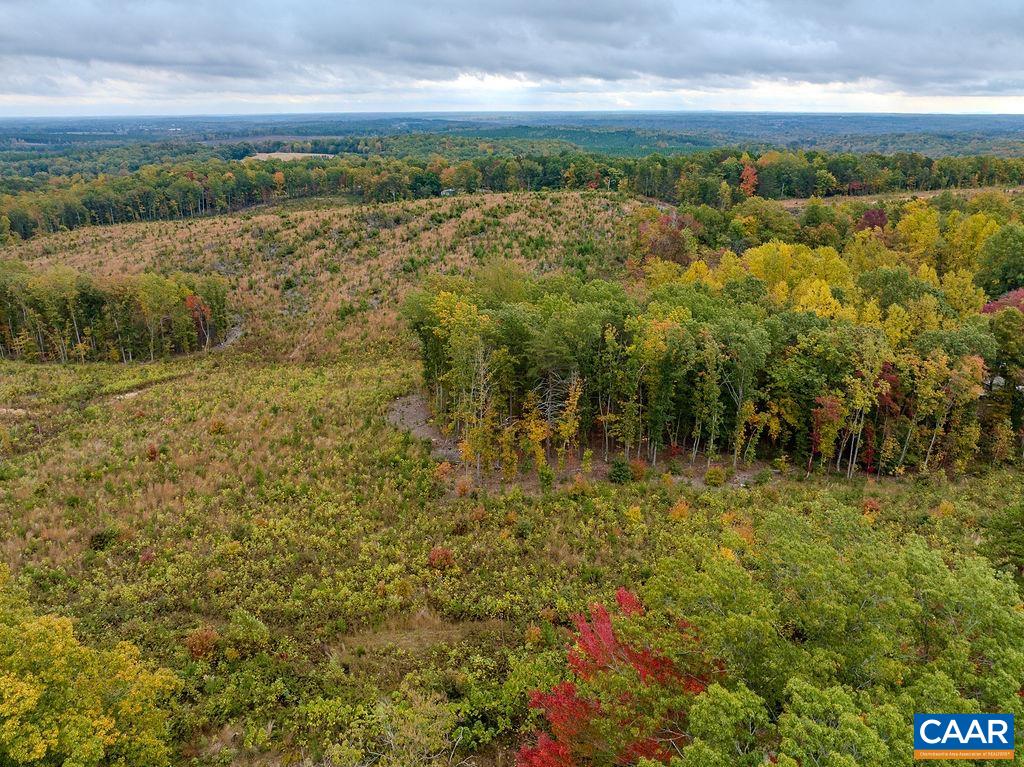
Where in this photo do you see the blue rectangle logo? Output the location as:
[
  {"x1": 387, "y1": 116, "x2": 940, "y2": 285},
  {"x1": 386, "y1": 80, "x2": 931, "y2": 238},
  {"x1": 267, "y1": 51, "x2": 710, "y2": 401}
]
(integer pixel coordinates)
[{"x1": 914, "y1": 714, "x2": 1014, "y2": 760}]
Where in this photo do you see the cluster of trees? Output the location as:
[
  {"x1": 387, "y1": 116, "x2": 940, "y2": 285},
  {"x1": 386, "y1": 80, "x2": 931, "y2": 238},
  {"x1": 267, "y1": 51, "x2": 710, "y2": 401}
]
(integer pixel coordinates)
[
  {"x1": 518, "y1": 509, "x2": 1024, "y2": 766},
  {"x1": 6, "y1": 144, "x2": 1024, "y2": 241},
  {"x1": 634, "y1": 191, "x2": 1024, "y2": 296},
  {"x1": 0, "y1": 261, "x2": 229, "y2": 362},
  {"x1": 405, "y1": 214, "x2": 1024, "y2": 476}
]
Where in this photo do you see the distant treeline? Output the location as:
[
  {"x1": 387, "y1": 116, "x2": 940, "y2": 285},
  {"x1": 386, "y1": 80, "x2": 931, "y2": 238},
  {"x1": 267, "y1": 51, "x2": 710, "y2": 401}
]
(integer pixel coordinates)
[
  {"x1": 5, "y1": 147, "x2": 1024, "y2": 240},
  {"x1": 0, "y1": 142, "x2": 251, "y2": 195},
  {"x1": 0, "y1": 262, "x2": 229, "y2": 363}
]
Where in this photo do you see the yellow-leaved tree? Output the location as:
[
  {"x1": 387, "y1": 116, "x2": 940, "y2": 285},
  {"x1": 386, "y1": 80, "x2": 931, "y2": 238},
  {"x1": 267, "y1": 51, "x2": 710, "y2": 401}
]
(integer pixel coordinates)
[{"x1": 0, "y1": 566, "x2": 178, "y2": 766}]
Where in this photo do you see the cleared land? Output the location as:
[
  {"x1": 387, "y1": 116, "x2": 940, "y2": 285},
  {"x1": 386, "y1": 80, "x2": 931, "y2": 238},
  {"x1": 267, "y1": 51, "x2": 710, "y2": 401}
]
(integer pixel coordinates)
[
  {"x1": 2, "y1": 190, "x2": 1022, "y2": 766},
  {"x1": 246, "y1": 151, "x2": 335, "y2": 160}
]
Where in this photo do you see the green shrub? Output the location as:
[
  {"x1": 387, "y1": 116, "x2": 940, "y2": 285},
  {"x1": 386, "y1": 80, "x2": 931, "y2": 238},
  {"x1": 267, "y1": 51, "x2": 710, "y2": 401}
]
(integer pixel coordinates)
[
  {"x1": 538, "y1": 463, "x2": 555, "y2": 493},
  {"x1": 704, "y1": 466, "x2": 727, "y2": 487},
  {"x1": 608, "y1": 457, "x2": 632, "y2": 484}
]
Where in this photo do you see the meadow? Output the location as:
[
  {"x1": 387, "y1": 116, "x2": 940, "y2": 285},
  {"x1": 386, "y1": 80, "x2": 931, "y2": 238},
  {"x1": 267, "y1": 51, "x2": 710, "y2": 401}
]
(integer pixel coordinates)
[{"x1": 2, "y1": 188, "x2": 1024, "y2": 766}]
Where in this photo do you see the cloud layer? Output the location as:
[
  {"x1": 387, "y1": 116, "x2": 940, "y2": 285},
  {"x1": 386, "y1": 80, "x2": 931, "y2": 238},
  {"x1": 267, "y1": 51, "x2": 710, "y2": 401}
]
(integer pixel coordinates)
[{"x1": 1, "y1": 0, "x2": 1023, "y2": 114}]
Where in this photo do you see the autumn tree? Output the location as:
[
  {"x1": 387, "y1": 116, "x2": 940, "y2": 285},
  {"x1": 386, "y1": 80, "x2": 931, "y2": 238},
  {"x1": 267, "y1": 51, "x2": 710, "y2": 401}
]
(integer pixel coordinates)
[
  {"x1": 978, "y1": 222, "x2": 1024, "y2": 297},
  {"x1": 0, "y1": 566, "x2": 178, "y2": 766}
]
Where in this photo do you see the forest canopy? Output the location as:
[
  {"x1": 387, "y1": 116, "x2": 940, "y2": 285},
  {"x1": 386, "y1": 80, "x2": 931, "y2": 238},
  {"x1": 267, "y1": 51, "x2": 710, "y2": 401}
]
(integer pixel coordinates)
[{"x1": 5, "y1": 144, "x2": 1024, "y2": 240}]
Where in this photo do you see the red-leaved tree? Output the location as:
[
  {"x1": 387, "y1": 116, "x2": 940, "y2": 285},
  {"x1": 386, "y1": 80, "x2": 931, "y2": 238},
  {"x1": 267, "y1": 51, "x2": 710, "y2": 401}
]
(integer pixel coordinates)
[
  {"x1": 739, "y1": 164, "x2": 759, "y2": 197},
  {"x1": 185, "y1": 294, "x2": 213, "y2": 347},
  {"x1": 518, "y1": 588, "x2": 719, "y2": 767},
  {"x1": 983, "y1": 288, "x2": 1024, "y2": 314}
]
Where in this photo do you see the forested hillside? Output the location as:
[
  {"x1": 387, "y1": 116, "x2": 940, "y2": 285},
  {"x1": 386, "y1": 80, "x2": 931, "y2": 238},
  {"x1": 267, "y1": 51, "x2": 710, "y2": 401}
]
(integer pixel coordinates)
[{"x1": 5, "y1": 138, "x2": 1024, "y2": 241}]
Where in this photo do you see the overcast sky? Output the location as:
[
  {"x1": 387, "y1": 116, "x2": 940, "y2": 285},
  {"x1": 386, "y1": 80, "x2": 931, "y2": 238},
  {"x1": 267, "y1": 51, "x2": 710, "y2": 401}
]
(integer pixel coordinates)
[{"x1": 1, "y1": 0, "x2": 1023, "y2": 116}]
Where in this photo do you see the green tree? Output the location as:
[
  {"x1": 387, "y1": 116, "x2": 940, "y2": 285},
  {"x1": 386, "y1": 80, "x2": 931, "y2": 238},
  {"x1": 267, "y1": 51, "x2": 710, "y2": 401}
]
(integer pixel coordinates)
[{"x1": 978, "y1": 223, "x2": 1024, "y2": 297}]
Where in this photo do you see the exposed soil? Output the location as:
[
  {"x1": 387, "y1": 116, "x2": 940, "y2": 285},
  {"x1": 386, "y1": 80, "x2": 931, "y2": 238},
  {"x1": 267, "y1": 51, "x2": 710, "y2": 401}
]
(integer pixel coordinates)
[
  {"x1": 387, "y1": 392, "x2": 461, "y2": 461},
  {"x1": 215, "y1": 323, "x2": 245, "y2": 350},
  {"x1": 386, "y1": 392, "x2": 782, "y2": 495},
  {"x1": 107, "y1": 374, "x2": 188, "y2": 401}
]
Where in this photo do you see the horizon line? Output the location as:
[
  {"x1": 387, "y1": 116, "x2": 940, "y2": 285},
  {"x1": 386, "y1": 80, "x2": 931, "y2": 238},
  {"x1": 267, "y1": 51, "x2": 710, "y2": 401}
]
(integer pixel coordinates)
[{"x1": 7, "y1": 108, "x2": 1024, "y2": 120}]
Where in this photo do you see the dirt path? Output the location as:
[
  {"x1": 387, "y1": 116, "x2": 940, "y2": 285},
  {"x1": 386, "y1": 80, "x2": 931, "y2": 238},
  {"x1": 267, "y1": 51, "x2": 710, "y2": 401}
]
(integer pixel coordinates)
[
  {"x1": 387, "y1": 392, "x2": 461, "y2": 462},
  {"x1": 214, "y1": 323, "x2": 244, "y2": 350},
  {"x1": 108, "y1": 373, "x2": 188, "y2": 402}
]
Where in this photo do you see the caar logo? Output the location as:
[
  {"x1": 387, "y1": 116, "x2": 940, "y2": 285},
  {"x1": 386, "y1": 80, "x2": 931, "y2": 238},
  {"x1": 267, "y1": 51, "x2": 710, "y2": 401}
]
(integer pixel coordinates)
[{"x1": 914, "y1": 714, "x2": 1014, "y2": 760}]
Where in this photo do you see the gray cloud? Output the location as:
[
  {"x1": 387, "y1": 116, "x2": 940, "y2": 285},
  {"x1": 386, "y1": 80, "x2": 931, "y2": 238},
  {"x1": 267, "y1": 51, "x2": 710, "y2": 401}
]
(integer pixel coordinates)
[{"x1": 0, "y1": 0, "x2": 1023, "y2": 113}]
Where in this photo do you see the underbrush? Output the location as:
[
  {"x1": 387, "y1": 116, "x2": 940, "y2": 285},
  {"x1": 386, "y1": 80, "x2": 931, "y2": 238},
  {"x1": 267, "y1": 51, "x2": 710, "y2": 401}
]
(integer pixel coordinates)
[{"x1": 2, "y1": 354, "x2": 1022, "y2": 764}]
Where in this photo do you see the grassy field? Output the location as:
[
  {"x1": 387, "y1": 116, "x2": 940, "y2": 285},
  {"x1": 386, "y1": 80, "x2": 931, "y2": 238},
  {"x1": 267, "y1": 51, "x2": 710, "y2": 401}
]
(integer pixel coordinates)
[
  {"x1": 2, "y1": 190, "x2": 1023, "y2": 765},
  {"x1": 777, "y1": 183, "x2": 1024, "y2": 213}
]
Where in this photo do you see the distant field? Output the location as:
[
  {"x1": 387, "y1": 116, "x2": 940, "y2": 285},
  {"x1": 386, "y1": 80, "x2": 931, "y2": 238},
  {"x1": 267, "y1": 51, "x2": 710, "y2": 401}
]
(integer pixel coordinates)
[
  {"x1": 246, "y1": 150, "x2": 334, "y2": 160},
  {"x1": 778, "y1": 183, "x2": 1024, "y2": 212}
]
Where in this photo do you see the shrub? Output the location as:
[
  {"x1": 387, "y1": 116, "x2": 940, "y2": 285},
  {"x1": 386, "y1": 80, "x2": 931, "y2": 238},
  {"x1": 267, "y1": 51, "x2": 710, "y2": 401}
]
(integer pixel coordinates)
[
  {"x1": 428, "y1": 545, "x2": 456, "y2": 570},
  {"x1": 581, "y1": 448, "x2": 593, "y2": 475},
  {"x1": 455, "y1": 476, "x2": 474, "y2": 497},
  {"x1": 669, "y1": 498, "x2": 691, "y2": 520},
  {"x1": 608, "y1": 457, "x2": 631, "y2": 484},
  {"x1": 88, "y1": 527, "x2": 120, "y2": 551},
  {"x1": 704, "y1": 466, "x2": 727, "y2": 487},
  {"x1": 628, "y1": 458, "x2": 648, "y2": 481},
  {"x1": 184, "y1": 627, "x2": 219, "y2": 659},
  {"x1": 538, "y1": 463, "x2": 555, "y2": 493},
  {"x1": 862, "y1": 498, "x2": 882, "y2": 517},
  {"x1": 223, "y1": 608, "x2": 271, "y2": 656}
]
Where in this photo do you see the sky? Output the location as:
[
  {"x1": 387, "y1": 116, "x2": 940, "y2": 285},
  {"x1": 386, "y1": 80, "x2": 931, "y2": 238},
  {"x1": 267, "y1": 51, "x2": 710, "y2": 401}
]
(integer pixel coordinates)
[{"x1": 1, "y1": 0, "x2": 1024, "y2": 116}]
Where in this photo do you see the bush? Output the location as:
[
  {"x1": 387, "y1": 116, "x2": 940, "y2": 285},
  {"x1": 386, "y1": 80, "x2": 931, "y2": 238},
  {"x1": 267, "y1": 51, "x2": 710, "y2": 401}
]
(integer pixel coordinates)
[
  {"x1": 428, "y1": 545, "x2": 456, "y2": 570},
  {"x1": 184, "y1": 627, "x2": 219, "y2": 659},
  {"x1": 608, "y1": 457, "x2": 632, "y2": 484},
  {"x1": 538, "y1": 463, "x2": 555, "y2": 493},
  {"x1": 628, "y1": 458, "x2": 649, "y2": 481},
  {"x1": 704, "y1": 466, "x2": 727, "y2": 487}
]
